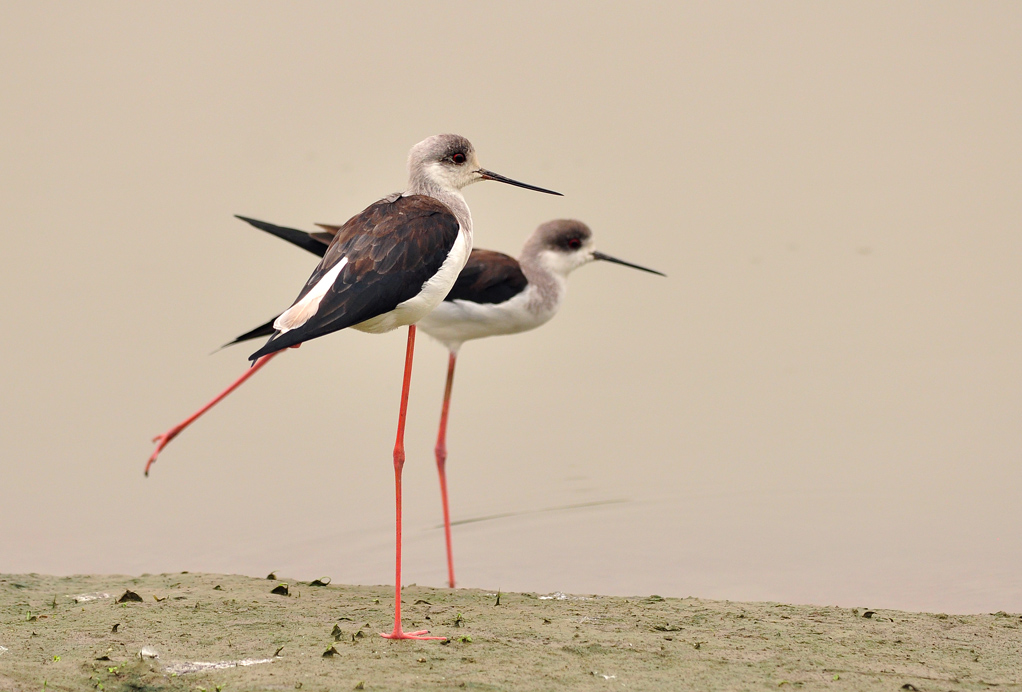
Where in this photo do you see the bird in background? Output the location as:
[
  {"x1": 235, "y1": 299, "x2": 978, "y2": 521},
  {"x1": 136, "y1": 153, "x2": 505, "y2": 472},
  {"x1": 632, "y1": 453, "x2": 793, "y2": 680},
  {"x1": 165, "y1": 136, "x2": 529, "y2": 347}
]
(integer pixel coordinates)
[
  {"x1": 149, "y1": 133, "x2": 562, "y2": 641},
  {"x1": 415, "y1": 218, "x2": 664, "y2": 588},
  {"x1": 146, "y1": 215, "x2": 663, "y2": 592}
]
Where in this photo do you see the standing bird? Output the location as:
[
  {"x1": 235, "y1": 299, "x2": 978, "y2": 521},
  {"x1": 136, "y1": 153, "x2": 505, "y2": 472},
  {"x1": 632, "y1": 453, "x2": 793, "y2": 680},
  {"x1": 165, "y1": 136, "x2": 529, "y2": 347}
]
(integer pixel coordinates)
[
  {"x1": 417, "y1": 219, "x2": 664, "y2": 588},
  {"x1": 224, "y1": 134, "x2": 559, "y2": 640},
  {"x1": 146, "y1": 217, "x2": 663, "y2": 592}
]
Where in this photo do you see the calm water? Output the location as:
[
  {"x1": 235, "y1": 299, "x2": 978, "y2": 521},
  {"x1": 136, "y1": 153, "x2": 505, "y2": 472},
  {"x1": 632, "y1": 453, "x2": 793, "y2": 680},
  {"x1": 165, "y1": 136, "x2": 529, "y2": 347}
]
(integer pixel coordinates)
[{"x1": 2, "y1": 3, "x2": 1020, "y2": 615}]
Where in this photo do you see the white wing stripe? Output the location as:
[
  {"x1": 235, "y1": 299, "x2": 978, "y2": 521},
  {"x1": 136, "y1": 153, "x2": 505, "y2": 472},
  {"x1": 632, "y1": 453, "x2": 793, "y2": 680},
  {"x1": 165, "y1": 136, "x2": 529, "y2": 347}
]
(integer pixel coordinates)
[{"x1": 273, "y1": 258, "x2": 348, "y2": 333}]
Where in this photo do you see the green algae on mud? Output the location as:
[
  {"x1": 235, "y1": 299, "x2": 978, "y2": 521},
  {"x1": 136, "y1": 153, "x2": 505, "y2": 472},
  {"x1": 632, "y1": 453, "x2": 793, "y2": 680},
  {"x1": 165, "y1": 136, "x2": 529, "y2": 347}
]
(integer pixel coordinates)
[{"x1": 1, "y1": 573, "x2": 1021, "y2": 692}]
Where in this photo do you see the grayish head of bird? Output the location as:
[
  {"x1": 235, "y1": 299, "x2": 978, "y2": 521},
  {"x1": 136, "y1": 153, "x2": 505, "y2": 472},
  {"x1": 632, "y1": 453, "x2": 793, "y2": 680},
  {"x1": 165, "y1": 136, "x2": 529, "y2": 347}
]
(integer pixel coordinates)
[
  {"x1": 407, "y1": 134, "x2": 562, "y2": 197},
  {"x1": 523, "y1": 219, "x2": 666, "y2": 279}
]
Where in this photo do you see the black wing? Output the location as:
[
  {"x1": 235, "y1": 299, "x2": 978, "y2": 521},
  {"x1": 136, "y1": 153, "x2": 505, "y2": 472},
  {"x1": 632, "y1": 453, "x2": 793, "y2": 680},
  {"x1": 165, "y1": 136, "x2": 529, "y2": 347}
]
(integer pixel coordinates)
[
  {"x1": 223, "y1": 317, "x2": 277, "y2": 347},
  {"x1": 235, "y1": 215, "x2": 335, "y2": 257},
  {"x1": 444, "y1": 249, "x2": 527, "y2": 305},
  {"x1": 225, "y1": 217, "x2": 339, "y2": 347},
  {"x1": 249, "y1": 195, "x2": 460, "y2": 360}
]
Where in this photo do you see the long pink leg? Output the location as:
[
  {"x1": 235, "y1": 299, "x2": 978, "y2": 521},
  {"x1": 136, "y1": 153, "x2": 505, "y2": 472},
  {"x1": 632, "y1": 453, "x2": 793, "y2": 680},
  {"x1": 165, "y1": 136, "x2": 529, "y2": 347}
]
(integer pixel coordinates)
[
  {"x1": 434, "y1": 351, "x2": 458, "y2": 588},
  {"x1": 381, "y1": 325, "x2": 444, "y2": 641},
  {"x1": 145, "y1": 351, "x2": 283, "y2": 476}
]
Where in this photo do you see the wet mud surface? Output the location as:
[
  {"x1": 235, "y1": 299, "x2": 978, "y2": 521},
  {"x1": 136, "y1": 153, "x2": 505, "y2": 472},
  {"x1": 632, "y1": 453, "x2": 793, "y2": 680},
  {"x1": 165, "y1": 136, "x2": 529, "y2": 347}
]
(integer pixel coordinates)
[{"x1": 1, "y1": 572, "x2": 1020, "y2": 691}]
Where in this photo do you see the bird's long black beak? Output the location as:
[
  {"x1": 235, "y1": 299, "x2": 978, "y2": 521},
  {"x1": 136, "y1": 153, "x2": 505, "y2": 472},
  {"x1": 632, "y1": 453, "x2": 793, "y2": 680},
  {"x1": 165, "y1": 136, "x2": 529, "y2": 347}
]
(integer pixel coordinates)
[
  {"x1": 592, "y1": 251, "x2": 666, "y2": 276},
  {"x1": 477, "y1": 168, "x2": 563, "y2": 196}
]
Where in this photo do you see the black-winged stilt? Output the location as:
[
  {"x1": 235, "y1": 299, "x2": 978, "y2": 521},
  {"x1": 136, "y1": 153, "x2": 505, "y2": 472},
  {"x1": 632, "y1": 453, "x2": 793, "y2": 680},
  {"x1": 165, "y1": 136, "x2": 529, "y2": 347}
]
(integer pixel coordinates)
[
  {"x1": 416, "y1": 219, "x2": 664, "y2": 587},
  {"x1": 155, "y1": 134, "x2": 561, "y2": 641},
  {"x1": 147, "y1": 217, "x2": 662, "y2": 593}
]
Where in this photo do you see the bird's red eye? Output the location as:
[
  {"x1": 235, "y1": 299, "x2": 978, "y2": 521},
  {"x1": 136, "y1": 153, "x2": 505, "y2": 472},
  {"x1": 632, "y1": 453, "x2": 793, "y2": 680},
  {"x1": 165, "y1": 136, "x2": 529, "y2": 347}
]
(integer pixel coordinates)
[
  {"x1": 452, "y1": 153, "x2": 467, "y2": 164},
  {"x1": 567, "y1": 237, "x2": 582, "y2": 249}
]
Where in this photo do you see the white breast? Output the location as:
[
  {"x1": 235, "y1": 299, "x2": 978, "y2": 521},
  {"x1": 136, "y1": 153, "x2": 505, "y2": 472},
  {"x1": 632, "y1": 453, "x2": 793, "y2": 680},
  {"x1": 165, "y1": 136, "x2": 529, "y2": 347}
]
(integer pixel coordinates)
[{"x1": 418, "y1": 282, "x2": 560, "y2": 352}]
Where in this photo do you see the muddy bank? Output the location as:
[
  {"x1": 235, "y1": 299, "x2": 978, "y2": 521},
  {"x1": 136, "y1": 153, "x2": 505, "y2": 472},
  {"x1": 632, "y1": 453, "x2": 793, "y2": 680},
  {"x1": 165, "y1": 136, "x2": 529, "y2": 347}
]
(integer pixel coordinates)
[{"x1": 1, "y1": 572, "x2": 1020, "y2": 691}]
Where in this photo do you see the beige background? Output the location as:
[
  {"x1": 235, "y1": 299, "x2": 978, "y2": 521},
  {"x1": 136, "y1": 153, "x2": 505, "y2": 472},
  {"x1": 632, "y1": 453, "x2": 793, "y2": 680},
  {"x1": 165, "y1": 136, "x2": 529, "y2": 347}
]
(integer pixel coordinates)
[{"x1": 1, "y1": 2, "x2": 1020, "y2": 613}]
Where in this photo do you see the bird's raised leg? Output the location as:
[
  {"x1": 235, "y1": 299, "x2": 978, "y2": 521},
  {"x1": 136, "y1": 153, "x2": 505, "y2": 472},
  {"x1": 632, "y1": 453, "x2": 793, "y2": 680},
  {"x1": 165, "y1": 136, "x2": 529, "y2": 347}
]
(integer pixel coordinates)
[
  {"x1": 382, "y1": 325, "x2": 445, "y2": 641},
  {"x1": 145, "y1": 351, "x2": 283, "y2": 476},
  {"x1": 434, "y1": 350, "x2": 458, "y2": 588}
]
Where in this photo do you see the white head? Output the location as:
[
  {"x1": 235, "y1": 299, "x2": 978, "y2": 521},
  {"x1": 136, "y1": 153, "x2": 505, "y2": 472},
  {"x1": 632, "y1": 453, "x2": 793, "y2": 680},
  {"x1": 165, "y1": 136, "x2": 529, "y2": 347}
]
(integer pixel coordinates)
[
  {"x1": 523, "y1": 219, "x2": 666, "y2": 279},
  {"x1": 406, "y1": 134, "x2": 563, "y2": 197},
  {"x1": 407, "y1": 134, "x2": 481, "y2": 192},
  {"x1": 525, "y1": 220, "x2": 597, "y2": 278}
]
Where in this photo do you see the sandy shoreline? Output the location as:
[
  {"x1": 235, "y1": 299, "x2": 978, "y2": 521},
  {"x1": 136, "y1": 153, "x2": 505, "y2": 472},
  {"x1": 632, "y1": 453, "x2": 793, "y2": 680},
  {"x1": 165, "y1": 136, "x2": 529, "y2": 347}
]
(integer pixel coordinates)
[{"x1": 1, "y1": 572, "x2": 1020, "y2": 691}]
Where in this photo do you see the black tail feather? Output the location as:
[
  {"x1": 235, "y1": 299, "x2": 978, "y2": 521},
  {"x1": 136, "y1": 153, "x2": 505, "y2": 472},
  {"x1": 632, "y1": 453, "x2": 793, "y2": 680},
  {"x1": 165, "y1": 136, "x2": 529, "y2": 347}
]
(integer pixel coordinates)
[
  {"x1": 221, "y1": 316, "x2": 279, "y2": 349},
  {"x1": 234, "y1": 215, "x2": 332, "y2": 257}
]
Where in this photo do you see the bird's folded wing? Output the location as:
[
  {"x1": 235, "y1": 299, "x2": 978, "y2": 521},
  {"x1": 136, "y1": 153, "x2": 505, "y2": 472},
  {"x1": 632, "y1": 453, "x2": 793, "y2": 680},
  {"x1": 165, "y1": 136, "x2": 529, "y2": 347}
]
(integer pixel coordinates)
[
  {"x1": 225, "y1": 217, "x2": 337, "y2": 348},
  {"x1": 445, "y1": 249, "x2": 527, "y2": 305},
  {"x1": 249, "y1": 195, "x2": 460, "y2": 359}
]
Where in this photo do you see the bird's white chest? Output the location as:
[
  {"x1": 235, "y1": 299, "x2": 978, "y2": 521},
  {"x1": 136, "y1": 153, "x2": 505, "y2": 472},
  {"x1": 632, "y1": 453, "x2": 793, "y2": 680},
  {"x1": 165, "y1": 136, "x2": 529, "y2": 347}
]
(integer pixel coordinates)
[
  {"x1": 353, "y1": 227, "x2": 472, "y2": 334},
  {"x1": 418, "y1": 282, "x2": 562, "y2": 350}
]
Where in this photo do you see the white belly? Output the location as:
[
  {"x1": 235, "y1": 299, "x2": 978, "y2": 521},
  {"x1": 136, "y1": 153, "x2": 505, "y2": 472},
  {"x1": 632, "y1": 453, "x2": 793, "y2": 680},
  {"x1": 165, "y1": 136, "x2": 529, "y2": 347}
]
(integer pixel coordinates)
[{"x1": 418, "y1": 283, "x2": 557, "y2": 351}]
